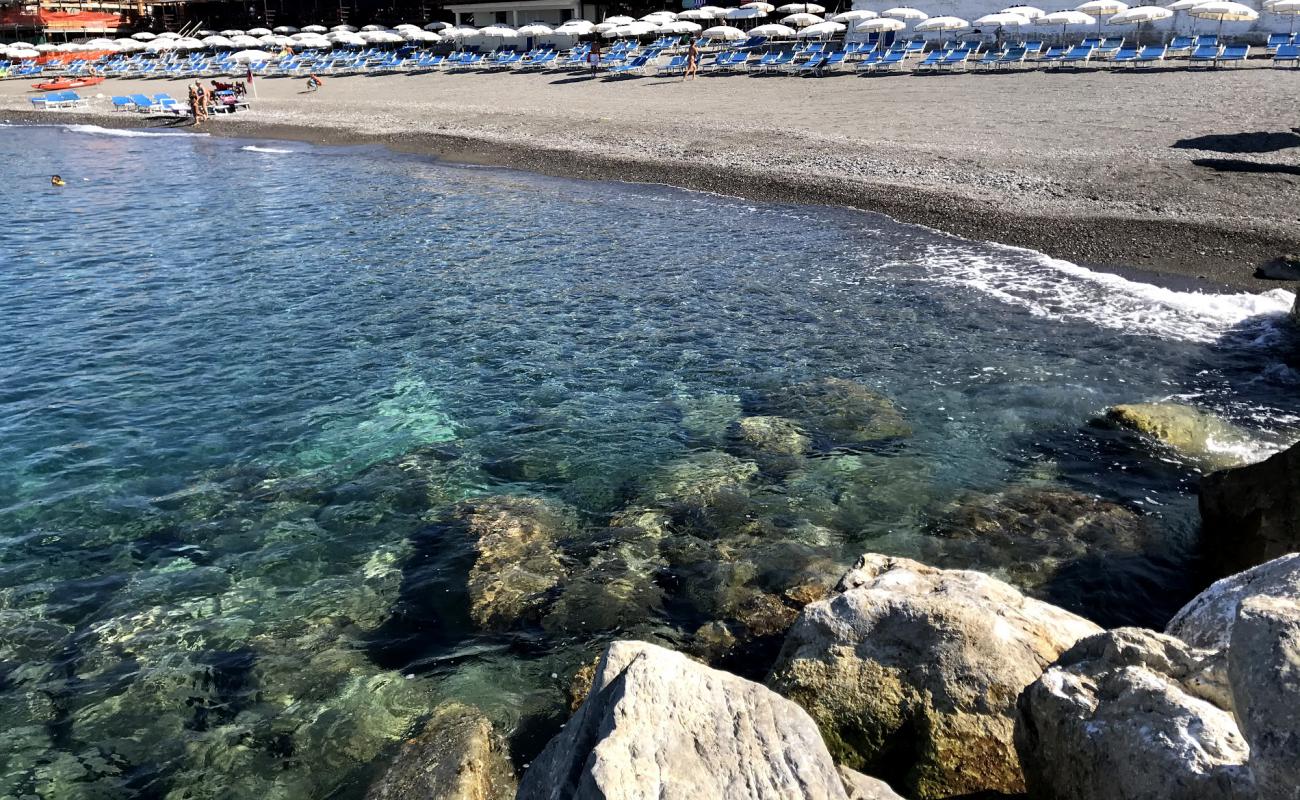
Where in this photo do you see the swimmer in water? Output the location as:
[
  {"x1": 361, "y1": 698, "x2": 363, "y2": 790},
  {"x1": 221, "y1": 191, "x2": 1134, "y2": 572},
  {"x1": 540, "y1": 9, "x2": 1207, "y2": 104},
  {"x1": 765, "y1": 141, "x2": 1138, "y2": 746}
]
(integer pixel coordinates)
[{"x1": 51, "y1": 175, "x2": 66, "y2": 187}]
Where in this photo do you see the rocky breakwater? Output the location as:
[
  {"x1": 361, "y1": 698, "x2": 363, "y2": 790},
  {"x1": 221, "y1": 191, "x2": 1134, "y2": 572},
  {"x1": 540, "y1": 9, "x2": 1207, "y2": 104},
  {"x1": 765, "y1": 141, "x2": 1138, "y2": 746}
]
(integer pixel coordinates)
[
  {"x1": 517, "y1": 640, "x2": 904, "y2": 800},
  {"x1": 1199, "y1": 438, "x2": 1300, "y2": 578},
  {"x1": 765, "y1": 554, "x2": 1102, "y2": 799},
  {"x1": 1016, "y1": 553, "x2": 1300, "y2": 800}
]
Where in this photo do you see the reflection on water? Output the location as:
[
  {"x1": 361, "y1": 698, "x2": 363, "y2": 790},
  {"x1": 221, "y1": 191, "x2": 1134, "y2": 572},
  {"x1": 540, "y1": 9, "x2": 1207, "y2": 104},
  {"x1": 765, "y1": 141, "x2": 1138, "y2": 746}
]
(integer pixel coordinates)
[{"x1": 0, "y1": 124, "x2": 1296, "y2": 799}]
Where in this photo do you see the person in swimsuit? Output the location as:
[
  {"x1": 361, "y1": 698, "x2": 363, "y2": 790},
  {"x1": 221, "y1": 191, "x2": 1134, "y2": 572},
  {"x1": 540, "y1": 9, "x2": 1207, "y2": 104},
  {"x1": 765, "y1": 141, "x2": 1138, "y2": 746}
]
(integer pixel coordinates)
[{"x1": 684, "y1": 39, "x2": 699, "y2": 80}]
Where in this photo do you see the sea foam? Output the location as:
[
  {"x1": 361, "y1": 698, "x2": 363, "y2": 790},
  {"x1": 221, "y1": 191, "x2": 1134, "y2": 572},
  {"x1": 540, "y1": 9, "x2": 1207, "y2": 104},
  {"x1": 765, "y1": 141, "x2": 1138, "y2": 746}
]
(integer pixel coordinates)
[
  {"x1": 924, "y1": 244, "x2": 1295, "y2": 346},
  {"x1": 60, "y1": 124, "x2": 209, "y2": 138},
  {"x1": 241, "y1": 145, "x2": 293, "y2": 154}
]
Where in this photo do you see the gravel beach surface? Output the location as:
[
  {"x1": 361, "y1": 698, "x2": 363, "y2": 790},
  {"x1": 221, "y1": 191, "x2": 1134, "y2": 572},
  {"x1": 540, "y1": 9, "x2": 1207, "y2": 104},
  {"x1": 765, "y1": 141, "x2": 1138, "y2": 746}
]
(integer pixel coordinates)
[{"x1": 6, "y1": 64, "x2": 1299, "y2": 290}]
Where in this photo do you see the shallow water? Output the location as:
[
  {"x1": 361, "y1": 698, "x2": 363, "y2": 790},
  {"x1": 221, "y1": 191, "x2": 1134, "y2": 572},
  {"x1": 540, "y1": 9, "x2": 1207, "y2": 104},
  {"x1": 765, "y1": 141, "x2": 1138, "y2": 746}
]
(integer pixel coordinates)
[{"x1": 1, "y1": 123, "x2": 1297, "y2": 799}]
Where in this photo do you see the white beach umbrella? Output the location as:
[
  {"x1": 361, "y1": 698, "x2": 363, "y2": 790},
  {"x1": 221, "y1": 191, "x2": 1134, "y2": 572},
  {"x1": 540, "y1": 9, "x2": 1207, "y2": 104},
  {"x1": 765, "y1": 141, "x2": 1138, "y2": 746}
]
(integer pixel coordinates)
[
  {"x1": 750, "y1": 22, "x2": 799, "y2": 36},
  {"x1": 1189, "y1": 0, "x2": 1259, "y2": 38},
  {"x1": 114, "y1": 38, "x2": 145, "y2": 51},
  {"x1": 156, "y1": 31, "x2": 181, "y2": 38},
  {"x1": 331, "y1": 24, "x2": 358, "y2": 32},
  {"x1": 229, "y1": 34, "x2": 263, "y2": 47},
  {"x1": 246, "y1": 27, "x2": 272, "y2": 36},
  {"x1": 195, "y1": 30, "x2": 216, "y2": 36},
  {"x1": 777, "y1": 3, "x2": 825, "y2": 13},
  {"x1": 701, "y1": 24, "x2": 749, "y2": 39},
  {"x1": 1001, "y1": 5, "x2": 1047, "y2": 20},
  {"x1": 35, "y1": 42, "x2": 57, "y2": 51},
  {"x1": 422, "y1": 21, "x2": 451, "y2": 31},
  {"x1": 856, "y1": 16, "x2": 908, "y2": 33},
  {"x1": 301, "y1": 24, "x2": 328, "y2": 33},
  {"x1": 658, "y1": 20, "x2": 704, "y2": 33},
  {"x1": 603, "y1": 15, "x2": 637, "y2": 24},
  {"x1": 326, "y1": 32, "x2": 365, "y2": 46},
  {"x1": 975, "y1": 11, "x2": 1032, "y2": 26},
  {"x1": 477, "y1": 25, "x2": 521, "y2": 39},
  {"x1": 54, "y1": 42, "x2": 77, "y2": 52},
  {"x1": 1037, "y1": 9, "x2": 1097, "y2": 41},
  {"x1": 272, "y1": 25, "x2": 299, "y2": 34},
  {"x1": 8, "y1": 48, "x2": 39, "y2": 59},
  {"x1": 229, "y1": 48, "x2": 274, "y2": 63},
  {"x1": 727, "y1": 7, "x2": 769, "y2": 19},
  {"x1": 782, "y1": 12, "x2": 825, "y2": 26},
  {"x1": 1076, "y1": 0, "x2": 1130, "y2": 13},
  {"x1": 608, "y1": 21, "x2": 659, "y2": 37},
  {"x1": 8, "y1": 40, "x2": 34, "y2": 48},
  {"x1": 1110, "y1": 5, "x2": 1174, "y2": 22},
  {"x1": 131, "y1": 31, "x2": 156, "y2": 40},
  {"x1": 914, "y1": 15, "x2": 970, "y2": 32},
  {"x1": 144, "y1": 38, "x2": 178, "y2": 51},
  {"x1": 441, "y1": 25, "x2": 479, "y2": 38},
  {"x1": 831, "y1": 10, "x2": 879, "y2": 22},
  {"x1": 641, "y1": 11, "x2": 678, "y2": 21},
  {"x1": 175, "y1": 37, "x2": 206, "y2": 50},
  {"x1": 358, "y1": 30, "x2": 402, "y2": 43},
  {"x1": 678, "y1": 9, "x2": 718, "y2": 20},
  {"x1": 411, "y1": 29, "x2": 445, "y2": 42},
  {"x1": 1268, "y1": 0, "x2": 1300, "y2": 33},
  {"x1": 218, "y1": 29, "x2": 244, "y2": 36},
  {"x1": 798, "y1": 20, "x2": 847, "y2": 37},
  {"x1": 882, "y1": 7, "x2": 929, "y2": 21},
  {"x1": 360, "y1": 24, "x2": 385, "y2": 31},
  {"x1": 84, "y1": 37, "x2": 120, "y2": 48},
  {"x1": 203, "y1": 34, "x2": 236, "y2": 47},
  {"x1": 556, "y1": 20, "x2": 596, "y2": 33},
  {"x1": 698, "y1": 6, "x2": 729, "y2": 16},
  {"x1": 517, "y1": 23, "x2": 555, "y2": 35},
  {"x1": 743, "y1": 2, "x2": 777, "y2": 10}
]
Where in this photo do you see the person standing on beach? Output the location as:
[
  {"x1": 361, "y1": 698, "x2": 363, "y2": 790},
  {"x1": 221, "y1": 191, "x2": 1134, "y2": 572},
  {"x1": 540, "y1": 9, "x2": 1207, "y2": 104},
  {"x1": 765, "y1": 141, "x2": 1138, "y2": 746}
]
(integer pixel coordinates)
[
  {"x1": 588, "y1": 41, "x2": 601, "y2": 75},
  {"x1": 684, "y1": 39, "x2": 699, "y2": 80},
  {"x1": 188, "y1": 84, "x2": 201, "y2": 125}
]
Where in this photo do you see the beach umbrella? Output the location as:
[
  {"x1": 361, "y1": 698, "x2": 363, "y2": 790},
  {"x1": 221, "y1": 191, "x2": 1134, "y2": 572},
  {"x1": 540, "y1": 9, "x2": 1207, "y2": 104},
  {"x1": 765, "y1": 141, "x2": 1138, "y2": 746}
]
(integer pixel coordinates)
[
  {"x1": 797, "y1": 20, "x2": 847, "y2": 37},
  {"x1": 882, "y1": 7, "x2": 929, "y2": 21},
  {"x1": 699, "y1": 6, "x2": 729, "y2": 16},
  {"x1": 831, "y1": 10, "x2": 879, "y2": 22},
  {"x1": 114, "y1": 38, "x2": 145, "y2": 51},
  {"x1": 360, "y1": 24, "x2": 385, "y2": 31},
  {"x1": 750, "y1": 22, "x2": 799, "y2": 36},
  {"x1": 743, "y1": 2, "x2": 777, "y2": 10},
  {"x1": 174, "y1": 37, "x2": 206, "y2": 50},
  {"x1": 325, "y1": 32, "x2": 365, "y2": 46},
  {"x1": 607, "y1": 21, "x2": 659, "y2": 37},
  {"x1": 1001, "y1": 5, "x2": 1048, "y2": 20},
  {"x1": 359, "y1": 30, "x2": 404, "y2": 43},
  {"x1": 301, "y1": 24, "x2": 328, "y2": 33},
  {"x1": 144, "y1": 38, "x2": 179, "y2": 51},
  {"x1": 603, "y1": 15, "x2": 637, "y2": 24},
  {"x1": 258, "y1": 34, "x2": 294, "y2": 46},
  {"x1": 131, "y1": 31, "x2": 156, "y2": 40},
  {"x1": 1108, "y1": 5, "x2": 1174, "y2": 41},
  {"x1": 229, "y1": 48, "x2": 274, "y2": 63},
  {"x1": 914, "y1": 15, "x2": 970, "y2": 33},
  {"x1": 727, "y1": 7, "x2": 769, "y2": 19},
  {"x1": 517, "y1": 23, "x2": 555, "y2": 35},
  {"x1": 641, "y1": 11, "x2": 678, "y2": 21},
  {"x1": 658, "y1": 20, "x2": 704, "y2": 33},
  {"x1": 974, "y1": 11, "x2": 1032, "y2": 41},
  {"x1": 856, "y1": 17, "x2": 908, "y2": 33},
  {"x1": 782, "y1": 12, "x2": 825, "y2": 26},
  {"x1": 156, "y1": 31, "x2": 182, "y2": 38},
  {"x1": 229, "y1": 34, "x2": 263, "y2": 47},
  {"x1": 777, "y1": 3, "x2": 825, "y2": 12},
  {"x1": 272, "y1": 25, "x2": 299, "y2": 34},
  {"x1": 1077, "y1": 0, "x2": 1130, "y2": 34},
  {"x1": 195, "y1": 30, "x2": 217, "y2": 36},
  {"x1": 1038, "y1": 9, "x2": 1097, "y2": 39},
  {"x1": 1268, "y1": 0, "x2": 1300, "y2": 34},
  {"x1": 246, "y1": 27, "x2": 272, "y2": 36},
  {"x1": 442, "y1": 25, "x2": 479, "y2": 38},
  {"x1": 423, "y1": 21, "x2": 451, "y2": 31},
  {"x1": 678, "y1": 9, "x2": 718, "y2": 20},
  {"x1": 8, "y1": 48, "x2": 39, "y2": 59},
  {"x1": 203, "y1": 33, "x2": 237, "y2": 47},
  {"x1": 701, "y1": 24, "x2": 749, "y2": 39},
  {"x1": 331, "y1": 24, "x2": 358, "y2": 32},
  {"x1": 218, "y1": 29, "x2": 244, "y2": 36},
  {"x1": 477, "y1": 25, "x2": 521, "y2": 38},
  {"x1": 1188, "y1": 0, "x2": 1259, "y2": 38},
  {"x1": 556, "y1": 20, "x2": 596, "y2": 33}
]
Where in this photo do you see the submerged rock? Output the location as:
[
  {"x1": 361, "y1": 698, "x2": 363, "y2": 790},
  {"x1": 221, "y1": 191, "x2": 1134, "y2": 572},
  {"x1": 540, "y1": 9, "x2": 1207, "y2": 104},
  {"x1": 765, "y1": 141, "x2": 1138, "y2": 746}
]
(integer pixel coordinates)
[
  {"x1": 928, "y1": 485, "x2": 1157, "y2": 591},
  {"x1": 452, "y1": 495, "x2": 576, "y2": 630},
  {"x1": 764, "y1": 377, "x2": 911, "y2": 448},
  {"x1": 642, "y1": 451, "x2": 759, "y2": 512},
  {"x1": 517, "y1": 640, "x2": 872, "y2": 800},
  {"x1": 1105, "y1": 402, "x2": 1257, "y2": 470},
  {"x1": 766, "y1": 554, "x2": 1101, "y2": 799},
  {"x1": 364, "y1": 701, "x2": 515, "y2": 800},
  {"x1": 1198, "y1": 439, "x2": 1300, "y2": 578},
  {"x1": 1167, "y1": 553, "x2": 1300, "y2": 652},
  {"x1": 1015, "y1": 628, "x2": 1252, "y2": 800},
  {"x1": 1228, "y1": 596, "x2": 1300, "y2": 800},
  {"x1": 727, "y1": 415, "x2": 811, "y2": 472}
]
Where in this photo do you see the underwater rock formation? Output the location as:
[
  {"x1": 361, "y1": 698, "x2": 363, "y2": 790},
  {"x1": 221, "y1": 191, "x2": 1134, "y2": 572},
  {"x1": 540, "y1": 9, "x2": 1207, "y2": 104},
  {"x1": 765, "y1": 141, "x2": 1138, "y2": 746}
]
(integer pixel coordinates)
[
  {"x1": 767, "y1": 554, "x2": 1101, "y2": 799},
  {"x1": 364, "y1": 701, "x2": 516, "y2": 800},
  {"x1": 1198, "y1": 440, "x2": 1300, "y2": 578},
  {"x1": 762, "y1": 378, "x2": 911, "y2": 448},
  {"x1": 1105, "y1": 402, "x2": 1257, "y2": 470}
]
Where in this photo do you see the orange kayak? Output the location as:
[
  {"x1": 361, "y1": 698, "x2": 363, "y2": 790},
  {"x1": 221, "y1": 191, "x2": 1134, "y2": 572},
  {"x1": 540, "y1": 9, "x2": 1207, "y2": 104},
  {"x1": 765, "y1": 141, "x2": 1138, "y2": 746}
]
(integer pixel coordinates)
[{"x1": 32, "y1": 76, "x2": 105, "y2": 91}]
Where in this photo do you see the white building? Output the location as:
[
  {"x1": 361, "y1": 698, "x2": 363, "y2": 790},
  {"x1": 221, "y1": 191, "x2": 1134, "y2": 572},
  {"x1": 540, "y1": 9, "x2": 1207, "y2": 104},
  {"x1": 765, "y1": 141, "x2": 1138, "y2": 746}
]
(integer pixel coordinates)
[{"x1": 444, "y1": 0, "x2": 612, "y2": 26}]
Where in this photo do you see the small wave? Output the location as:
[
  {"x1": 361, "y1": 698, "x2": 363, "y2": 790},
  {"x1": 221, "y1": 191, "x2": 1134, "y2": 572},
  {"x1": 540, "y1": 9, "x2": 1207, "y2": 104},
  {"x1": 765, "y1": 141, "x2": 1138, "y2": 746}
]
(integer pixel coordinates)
[
  {"x1": 924, "y1": 244, "x2": 1295, "y2": 345},
  {"x1": 241, "y1": 145, "x2": 293, "y2": 154},
  {"x1": 60, "y1": 124, "x2": 209, "y2": 138}
]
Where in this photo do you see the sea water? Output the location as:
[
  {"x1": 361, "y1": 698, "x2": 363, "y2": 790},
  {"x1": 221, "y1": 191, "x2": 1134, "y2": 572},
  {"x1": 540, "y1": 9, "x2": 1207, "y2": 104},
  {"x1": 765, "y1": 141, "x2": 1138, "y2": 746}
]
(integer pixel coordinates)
[{"x1": 0, "y1": 123, "x2": 1296, "y2": 799}]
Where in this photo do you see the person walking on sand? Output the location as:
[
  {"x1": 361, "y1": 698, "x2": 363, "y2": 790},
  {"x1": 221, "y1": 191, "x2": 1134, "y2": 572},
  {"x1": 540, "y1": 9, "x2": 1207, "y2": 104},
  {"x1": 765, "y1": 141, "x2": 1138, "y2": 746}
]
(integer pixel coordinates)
[
  {"x1": 188, "y1": 84, "x2": 202, "y2": 125},
  {"x1": 684, "y1": 39, "x2": 699, "y2": 80},
  {"x1": 588, "y1": 41, "x2": 601, "y2": 75}
]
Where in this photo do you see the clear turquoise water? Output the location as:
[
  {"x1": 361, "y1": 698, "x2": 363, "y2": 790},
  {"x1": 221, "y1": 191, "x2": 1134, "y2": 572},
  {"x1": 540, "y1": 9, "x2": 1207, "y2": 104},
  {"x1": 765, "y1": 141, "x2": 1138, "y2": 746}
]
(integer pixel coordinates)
[{"x1": 1, "y1": 123, "x2": 1296, "y2": 799}]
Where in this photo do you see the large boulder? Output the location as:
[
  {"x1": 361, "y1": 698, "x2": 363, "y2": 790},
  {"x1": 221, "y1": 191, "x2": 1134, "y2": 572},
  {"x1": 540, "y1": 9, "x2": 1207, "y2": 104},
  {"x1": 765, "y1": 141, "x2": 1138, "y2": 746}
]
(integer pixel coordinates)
[
  {"x1": 364, "y1": 702, "x2": 515, "y2": 800},
  {"x1": 1228, "y1": 595, "x2": 1300, "y2": 800},
  {"x1": 1167, "y1": 553, "x2": 1300, "y2": 652},
  {"x1": 517, "y1": 640, "x2": 894, "y2": 800},
  {"x1": 453, "y1": 495, "x2": 575, "y2": 630},
  {"x1": 766, "y1": 554, "x2": 1101, "y2": 799},
  {"x1": 1198, "y1": 440, "x2": 1300, "y2": 578},
  {"x1": 1106, "y1": 402, "x2": 1256, "y2": 470},
  {"x1": 1015, "y1": 628, "x2": 1252, "y2": 800}
]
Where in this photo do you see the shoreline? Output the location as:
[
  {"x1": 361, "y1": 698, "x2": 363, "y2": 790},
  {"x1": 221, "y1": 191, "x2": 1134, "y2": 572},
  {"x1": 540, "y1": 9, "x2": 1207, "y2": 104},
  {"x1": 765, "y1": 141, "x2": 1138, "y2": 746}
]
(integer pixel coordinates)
[{"x1": 6, "y1": 67, "x2": 1299, "y2": 294}]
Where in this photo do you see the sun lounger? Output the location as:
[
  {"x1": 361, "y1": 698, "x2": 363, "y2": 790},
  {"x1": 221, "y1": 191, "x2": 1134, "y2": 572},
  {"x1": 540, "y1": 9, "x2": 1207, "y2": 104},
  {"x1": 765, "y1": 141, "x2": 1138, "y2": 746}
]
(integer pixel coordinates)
[
  {"x1": 1217, "y1": 44, "x2": 1249, "y2": 66},
  {"x1": 1110, "y1": 45, "x2": 1139, "y2": 65},
  {"x1": 1188, "y1": 43, "x2": 1221, "y2": 66},
  {"x1": 1273, "y1": 43, "x2": 1300, "y2": 67},
  {"x1": 1135, "y1": 45, "x2": 1166, "y2": 66},
  {"x1": 1097, "y1": 37, "x2": 1124, "y2": 58},
  {"x1": 1022, "y1": 40, "x2": 1044, "y2": 55},
  {"x1": 761, "y1": 50, "x2": 796, "y2": 73},
  {"x1": 793, "y1": 53, "x2": 827, "y2": 73},
  {"x1": 914, "y1": 50, "x2": 946, "y2": 71},
  {"x1": 973, "y1": 49, "x2": 1003, "y2": 69},
  {"x1": 656, "y1": 54, "x2": 687, "y2": 75},
  {"x1": 1038, "y1": 46, "x2": 1065, "y2": 64},
  {"x1": 1267, "y1": 33, "x2": 1293, "y2": 52},
  {"x1": 1167, "y1": 35, "x2": 1195, "y2": 56},
  {"x1": 1057, "y1": 45, "x2": 1094, "y2": 66},
  {"x1": 872, "y1": 49, "x2": 909, "y2": 71},
  {"x1": 110, "y1": 95, "x2": 135, "y2": 111},
  {"x1": 606, "y1": 53, "x2": 652, "y2": 77},
  {"x1": 993, "y1": 46, "x2": 1027, "y2": 69},
  {"x1": 1195, "y1": 34, "x2": 1218, "y2": 48},
  {"x1": 938, "y1": 50, "x2": 970, "y2": 70},
  {"x1": 855, "y1": 51, "x2": 882, "y2": 72}
]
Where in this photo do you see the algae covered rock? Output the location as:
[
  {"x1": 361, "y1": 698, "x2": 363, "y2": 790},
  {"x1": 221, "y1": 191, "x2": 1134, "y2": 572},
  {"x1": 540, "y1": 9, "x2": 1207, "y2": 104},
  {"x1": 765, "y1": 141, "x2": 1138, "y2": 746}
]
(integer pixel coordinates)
[
  {"x1": 1015, "y1": 628, "x2": 1252, "y2": 800},
  {"x1": 1106, "y1": 402, "x2": 1257, "y2": 470},
  {"x1": 517, "y1": 640, "x2": 860, "y2": 800},
  {"x1": 727, "y1": 415, "x2": 811, "y2": 472},
  {"x1": 1198, "y1": 439, "x2": 1300, "y2": 578},
  {"x1": 364, "y1": 701, "x2": 516, "y2": 800},
  {"x1": 766, "y1": 554, "x2": 1101, "y2": 799},
  {"x1": 1227, "y1": 595, "x2": 1300, "y2": 800},
  {"x1": 764, "y1": 377, "x2": 911, "y2": 447},
  {"x1": 452, "y1": 495, "x2": 576, "y2": 630}
]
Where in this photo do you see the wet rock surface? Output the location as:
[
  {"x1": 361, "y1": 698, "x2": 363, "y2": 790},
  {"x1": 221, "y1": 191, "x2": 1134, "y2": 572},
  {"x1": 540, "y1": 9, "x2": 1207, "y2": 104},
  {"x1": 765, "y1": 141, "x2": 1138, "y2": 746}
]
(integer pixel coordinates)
[
  {"x1": 1106, "y1": 402, "x2": 1256, "y2": 470},
  {"x1": 1198, "y1": 439, "x2": 1300, "y2": 579},
  {"x1": 1015, "y1": 628, "x2": 1252, "y2": 800},
  {"x1": 766, "y1": 554, "x2": 1101, "y2": 799},
  {"x1": 517, "y1": 640, "x2": 872, "y2": 800},
  {"x1": 364, "y1": 701, "x2": 516, "y2": 800},
  {"x1": 759, "y1": 378, "x2": 911, "y2": 449}
]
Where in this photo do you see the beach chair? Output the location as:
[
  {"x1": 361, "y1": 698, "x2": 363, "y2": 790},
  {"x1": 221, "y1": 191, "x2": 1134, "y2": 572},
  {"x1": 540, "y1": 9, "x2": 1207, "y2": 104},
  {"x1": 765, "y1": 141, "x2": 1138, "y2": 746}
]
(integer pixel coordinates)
[
  {"x1": 1273, "y1": 43, "x2": 1300, "y2": 67},
  {"x1": 761, "y1": 50, "x2": 796, "y2": 73},
  {"x1": 1022, "y1": 40, "x2": 1044, "y2": 55},
  {"x1": 605, "y1": 53, "x2": 651, "y2": 77},
  {"x1": 855, "y1": 51, "x2": 883, "y2": 72},
  {"x1": 938, "y1": 49, "x2": 970, "y2": 71},
  {"x1": 1188, "y1": 42, "x2": 1221, "y2": 66},
  {"x1": 1037, "y1": 46, "x2": 1066, "y2": 65},
  {"x1": 1110, "y1": 45, "x2": 1139, "y2": 65},
  {"x1": 793, "y1": 52, "x2": 827, "y2": 74},
  {"x1": 1217, "y1": 44, "x2": 1249, "y2": 66},
  {"x1": 110, "y1": 95, "x2": 136, "y2": 111},
  {"x1": 1096, "y1": 37, "x2": 1124, "y2": 58},
  {"x1": 656, "y1": 54, "x2": 687, "y2": 76},
  {"x1": 973, "y1": 49, "x2": 1004, "y2": 69},
  {"x1": 1195, "y1": 34, "x2": 1218, "y2": 48},
  {"x1": 1057, "y1": 45, "x2": 1094, "y2": 66},
  {"x1": 1134, "y1": 45, "x2": 1166, "y2": 66},
  {"x1": 815, "y1": 50, "x2": 846, "y2": 74},
  {"x1": 993, "y1": 46, "x2": 1027, "y2": 70},
  {"x1": 1167, "y1": 35, "x2": 1194, "y2": 56},
  {"x1": 1266, "y1": 33, "x2": 1293, "y2": 53},
  {"x1": 905, "y1": 40, "x2": 926, "y2": 54},
  {"x1": 914, "y1": 50, "x2": 946, "y2": 72}
]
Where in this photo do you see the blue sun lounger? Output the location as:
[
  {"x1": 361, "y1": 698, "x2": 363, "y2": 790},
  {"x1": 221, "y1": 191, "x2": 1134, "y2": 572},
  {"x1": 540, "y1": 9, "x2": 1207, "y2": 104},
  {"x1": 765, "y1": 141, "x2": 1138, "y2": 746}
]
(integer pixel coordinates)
[
  {"x1": 914, "y1": 50, "x2": 946, "y2": 71},
  {"x1": 1058, "y1": 45, "x2": 1094, "y2": 66},
  {"x1": 811, "y1": 50, "x2": 846, "y2": 74},
  {"x1": 994, "y1": 46, "x2": 1027, "y2": 69},
  {"x1": 605, "y1": 53, "x2": 651, "y2": 77},
  {"x1": 1038, "y1": 46, "x2": 1066, "y2": 64},
  {"x1": 1188, "y1": 43, "x2": 1221, "y2": 66},
  {"x1": 1267, "y1": 33, "x2": 1294, "y2": 52},
  {"x1": 1135, "y1": 45, "x2": 1167, "y2": 66},
  {"x1": 1273, "y1": 43, "x2": 1300, "y2": 67},
  {"x1": 1217, "y1": 44, "x2": 1249, "y2": 66},
  {"x1": 973, "y1": 49, "x2": 1003, "y2": 69},
  {"x1": 872, "y1": 49, "x2": 908, "y2": 71},
  {"x1": 793, "y1": 53, "x2": 827, "y2": 73},
  {"x1": 1110, "y1": 45, "x2": 1139, "y2": 65},
  {"x1": 657, "y1": 54, "x2": 687, "y2": 75},
  {"x1": 938, "y1": 50, "x2": 970, "y2": 70},
  {"x1": 110, "y1": 95, "x2": 136, "y2": 111}
]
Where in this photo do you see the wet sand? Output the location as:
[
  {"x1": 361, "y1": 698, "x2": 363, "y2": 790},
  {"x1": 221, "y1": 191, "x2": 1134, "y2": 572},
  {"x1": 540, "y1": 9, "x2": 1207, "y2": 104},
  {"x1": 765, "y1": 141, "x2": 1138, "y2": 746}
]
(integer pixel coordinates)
[{"x1": 5, "y1": 63, "x2": 1300, "y2": 290}]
